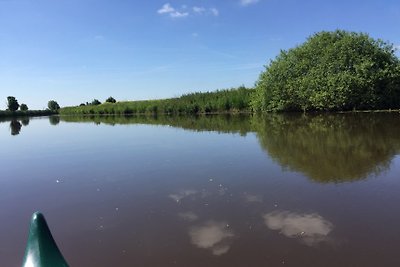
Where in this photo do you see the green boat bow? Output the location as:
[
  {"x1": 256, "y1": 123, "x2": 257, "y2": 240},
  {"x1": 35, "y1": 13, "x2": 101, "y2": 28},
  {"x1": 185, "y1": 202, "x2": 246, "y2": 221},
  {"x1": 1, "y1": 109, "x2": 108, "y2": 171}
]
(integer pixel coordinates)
[{"x1": 22, "y1": 212, "x2": 69, "y2": 267}]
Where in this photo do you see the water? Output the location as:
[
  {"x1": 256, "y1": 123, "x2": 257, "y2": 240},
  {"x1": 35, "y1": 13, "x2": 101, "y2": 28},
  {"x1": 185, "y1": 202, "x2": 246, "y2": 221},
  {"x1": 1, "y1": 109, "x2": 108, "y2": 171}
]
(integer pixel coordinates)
[{"x1": 1, "y1": 113, "x2": 400, "y2": 266}]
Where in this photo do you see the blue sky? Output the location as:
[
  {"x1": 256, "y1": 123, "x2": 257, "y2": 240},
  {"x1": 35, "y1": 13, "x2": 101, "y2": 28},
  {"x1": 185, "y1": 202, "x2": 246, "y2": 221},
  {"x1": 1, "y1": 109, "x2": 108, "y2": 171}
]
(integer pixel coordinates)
[{"x1": 1, "y1": 0, "x2": 399, "y2": 109}]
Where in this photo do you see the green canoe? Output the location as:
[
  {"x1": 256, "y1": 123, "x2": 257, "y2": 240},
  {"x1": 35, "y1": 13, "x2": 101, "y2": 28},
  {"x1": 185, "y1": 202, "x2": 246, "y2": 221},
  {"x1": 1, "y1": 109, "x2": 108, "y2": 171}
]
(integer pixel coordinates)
[{"x1": 22, "y1": 212, "x2": 69, "y2": 267}]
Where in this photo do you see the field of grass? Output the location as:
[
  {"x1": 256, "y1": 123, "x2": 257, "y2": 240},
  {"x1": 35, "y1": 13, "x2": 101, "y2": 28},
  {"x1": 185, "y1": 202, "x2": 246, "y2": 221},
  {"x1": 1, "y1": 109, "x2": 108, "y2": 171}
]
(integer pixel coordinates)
[{"x1": 60, "y1": 87, "x2": 255, "y2": 115}]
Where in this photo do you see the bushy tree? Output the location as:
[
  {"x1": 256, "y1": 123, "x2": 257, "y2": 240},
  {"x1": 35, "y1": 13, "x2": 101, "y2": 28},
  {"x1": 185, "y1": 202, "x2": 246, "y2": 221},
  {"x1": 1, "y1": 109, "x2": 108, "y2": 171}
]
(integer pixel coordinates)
[
  {"x1": 48, "y1": 100, "x2": 60, "y2": 111},
  {"x1": 20, "y1": 103, "x2": 28, "y2": 111},
  {"x1": 252, "y1": 30, "x2": 400, "y2": 112},
  {"x1": 106, "y1": 97, "x2": 116, "y2": 103},
  {"x1": 91, "y1": 99, "x2": 101, "y2": 105},
  {"x1": 7, "y1": 96, "x2": 19, "y2": 111}
]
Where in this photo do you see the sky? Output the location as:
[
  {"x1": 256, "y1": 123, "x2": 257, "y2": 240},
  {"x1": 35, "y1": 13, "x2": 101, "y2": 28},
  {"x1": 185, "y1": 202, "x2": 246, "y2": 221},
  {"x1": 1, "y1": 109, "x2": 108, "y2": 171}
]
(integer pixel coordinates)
[{"x1": 0, "y1": 0, "x2": 399, "y2": 109}]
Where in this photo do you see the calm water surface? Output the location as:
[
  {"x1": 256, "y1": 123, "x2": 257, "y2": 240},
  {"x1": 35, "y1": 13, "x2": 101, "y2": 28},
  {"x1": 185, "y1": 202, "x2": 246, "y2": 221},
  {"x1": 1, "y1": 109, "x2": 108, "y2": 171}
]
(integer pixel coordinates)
[{"x1": 1, "y1": 113, "x2": 400, "y2": 267}]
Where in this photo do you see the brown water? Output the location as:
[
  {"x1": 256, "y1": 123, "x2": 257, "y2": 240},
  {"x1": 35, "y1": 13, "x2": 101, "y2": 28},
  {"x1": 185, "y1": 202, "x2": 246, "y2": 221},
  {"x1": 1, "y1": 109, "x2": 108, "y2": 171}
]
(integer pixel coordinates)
[{"x1": 1, "y1": 113, "x2": 400, "y2": 267}]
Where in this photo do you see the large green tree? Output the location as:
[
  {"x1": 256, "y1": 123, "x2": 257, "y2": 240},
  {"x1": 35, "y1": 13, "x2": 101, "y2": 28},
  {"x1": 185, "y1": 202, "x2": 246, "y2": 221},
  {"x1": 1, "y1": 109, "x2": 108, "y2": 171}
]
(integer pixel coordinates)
[{"x1": 252, "y1": 30, "x2": 400, "y2": 112}]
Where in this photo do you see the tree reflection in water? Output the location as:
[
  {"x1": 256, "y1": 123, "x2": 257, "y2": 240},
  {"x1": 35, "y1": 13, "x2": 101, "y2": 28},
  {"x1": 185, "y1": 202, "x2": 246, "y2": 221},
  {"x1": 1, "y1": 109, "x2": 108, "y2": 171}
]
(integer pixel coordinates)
[
  {"x1": 254, "y1": 113, "x2": 400, "y2": 182},
  {"x1": 60, "y1": 113, "x2": 400, "y2": 183}
]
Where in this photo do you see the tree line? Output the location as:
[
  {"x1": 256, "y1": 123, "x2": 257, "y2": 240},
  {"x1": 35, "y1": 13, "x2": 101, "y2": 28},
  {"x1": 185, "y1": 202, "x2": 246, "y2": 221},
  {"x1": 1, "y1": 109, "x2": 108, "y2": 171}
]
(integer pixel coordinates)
[{"x1": 0, "y1": 97, "x2": 60, "y2": 117}]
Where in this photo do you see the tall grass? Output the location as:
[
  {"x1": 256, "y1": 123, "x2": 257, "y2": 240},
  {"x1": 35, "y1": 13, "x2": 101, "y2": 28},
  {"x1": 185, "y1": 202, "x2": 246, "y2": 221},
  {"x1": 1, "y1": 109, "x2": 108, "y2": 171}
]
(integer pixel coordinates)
[{"x1": 60, "y1": 87, "x2": 255, "y2": 115}]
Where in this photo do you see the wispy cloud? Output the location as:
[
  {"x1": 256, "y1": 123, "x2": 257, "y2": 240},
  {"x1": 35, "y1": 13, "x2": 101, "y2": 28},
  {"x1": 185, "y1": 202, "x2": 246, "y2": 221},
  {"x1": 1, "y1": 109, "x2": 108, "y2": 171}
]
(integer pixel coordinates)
[
  {"x1": 158, "y1": 3, "x2": 174, "y2": 14},
  {"x1": 394, "y1": 44, "x2": 400, "y2": 51},
  {"x1": 210, "y1": 8, "x2": 219, "y2": 16},
  {"x1": 193, "y1": 6, "x2": 206, "y2": 14},
  {"x1": 240, "y1": 0, "x2": 260, "y2": 6},
  {"x1": 170, "y1": 11, "x2": 189, "y2": 18},
  {"x1": 157, "y1": 3, "x2": 189, "y2": 18},
  {"x1": 158, "y1": 3, "x2": 218, "y2": 18}
]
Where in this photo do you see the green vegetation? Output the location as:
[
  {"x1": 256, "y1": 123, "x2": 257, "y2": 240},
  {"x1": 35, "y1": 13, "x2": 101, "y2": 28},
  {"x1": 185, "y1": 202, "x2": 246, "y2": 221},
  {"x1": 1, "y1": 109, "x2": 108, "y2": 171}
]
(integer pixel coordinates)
[
  {"x1": 91, "y1": 99, "x2": 101, "y2": 105},
  {"x1": 252, "y1": 30, "x2": 400, "y2": 112},
  {"x1": 7, "y1": 96, "x2": 19, "y2": 111},
  {"x1": 60, "y1": 86, "x2": 254, "y2": 115},
  {"x1": 20, "y1": 104, "x2": 28, "y2": 111},
  {"x1": 105, "y1": 96, "x2": 116, "y2": 103},
  {"x1": 47, "y1": 100, "x2": 60, "y2": 111},
  {"x1": 0, "y1": 97, "x2": 58, "y2": 118},
  {"x1": 0, "y1": 109, "x2": 56, "y2": 118}
]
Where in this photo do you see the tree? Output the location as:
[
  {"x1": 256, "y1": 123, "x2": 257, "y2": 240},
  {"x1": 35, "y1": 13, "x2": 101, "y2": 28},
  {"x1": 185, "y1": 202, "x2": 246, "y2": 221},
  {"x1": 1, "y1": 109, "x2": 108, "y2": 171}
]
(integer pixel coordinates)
[
  {"x1": 7, "y1": 96, "x2": 19, "y2": 111},
  {"x1": 106, "y1": 96, "x2": 116, "y2": 103},
  {"x1": 48, "y1": 100, "x2": 60, "y2": 111},
  {"x1": 20, "y1": 103, "x2": 28, "y2": 111},
  {"x1": 251, "y1": 30, "x2": 400, "y2": 112},
  {"x1": 91, "y1": 99, "x2": 101, "y2": 105}
]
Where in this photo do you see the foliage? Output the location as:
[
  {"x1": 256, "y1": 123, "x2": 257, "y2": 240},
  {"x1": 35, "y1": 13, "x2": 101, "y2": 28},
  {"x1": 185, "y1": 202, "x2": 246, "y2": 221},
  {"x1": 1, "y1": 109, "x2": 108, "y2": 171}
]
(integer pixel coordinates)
[
  {"x1": 7, "y1": 96, "x2": 19, "y2": 112},
  {"x1": 91, "y1": 99, "x2": 101, "y2": 105},
  {"x1": 60, "y1": 86, "x2": 255, "y2": 115},
  {"x1": 252, "y1": 30, "x2": 400, "y2": 112},
  {"x1": 106, "y1": 97, "x2": 116, "y2": 103},
  {"x1": 0, "y1": 109, "x2": 56, "y2": 118},
  {"x1": 20, "y1": 104, "x2": 28, "y2": 111},
  {"x1": 48, "y1": 100, "x2": 60, "y2": 111}
]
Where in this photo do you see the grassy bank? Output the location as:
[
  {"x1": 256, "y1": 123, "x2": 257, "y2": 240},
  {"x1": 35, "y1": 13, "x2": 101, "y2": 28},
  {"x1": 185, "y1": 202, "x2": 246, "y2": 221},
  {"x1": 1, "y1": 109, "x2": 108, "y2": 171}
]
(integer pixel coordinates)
[
  {"x1": 60, "y1": 87, "x2": 254, "y2": 115},
  {"x1": 0, "y1": 110, "x2": 56, "y2": 118}
]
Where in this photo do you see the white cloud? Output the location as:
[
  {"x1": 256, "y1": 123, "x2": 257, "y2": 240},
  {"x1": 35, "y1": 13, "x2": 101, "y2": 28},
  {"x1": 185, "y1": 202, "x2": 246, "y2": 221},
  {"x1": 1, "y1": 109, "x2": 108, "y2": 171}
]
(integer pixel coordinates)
[
  {"x1": 193, "y1": 6, "x2": 206, "y2": 14},
  {"x1": 158, "y1": 3, "x2": 174, "y2": 14},
  {"x1": 157, "y1": 3, "x2": 218, "y2": 18},
  {"x1": 189, "y1": 221, "x2": 234, "y2": 255},
  {"x1": 170, "y1": 11, "x2": 189, "y2": 18},
  {"x1": 210, "y1": 8, "x2": 219, "y2": 16},
  {"x1": 263, "y1": 211, "x2": 334, "y2": 246},
  {"x1": 394, "y1": 44, "x2": 400, "y2": 51},
  {"x1": 240, "y1": 0, "x2": 260, "y2": 6}
]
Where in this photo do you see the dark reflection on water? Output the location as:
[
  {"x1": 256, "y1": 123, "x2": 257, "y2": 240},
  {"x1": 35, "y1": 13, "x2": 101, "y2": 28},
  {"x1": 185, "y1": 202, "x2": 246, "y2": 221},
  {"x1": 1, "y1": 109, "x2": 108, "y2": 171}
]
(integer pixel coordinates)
[
  {"x1": 10, "y1": 120, "x2": 22, "y2": 135},
  {"x1": 61, "y1": 113, "x2": 400, "y2": 183},
  {"x1": 254, "y1": 113, "x2": 400, "y2": 182},
  {"x1": 49, "y1": 115, "x2": 60, "y2": 126},
  {"x1": 1, "y1": 113, "x2": 400, "y2": 267}
]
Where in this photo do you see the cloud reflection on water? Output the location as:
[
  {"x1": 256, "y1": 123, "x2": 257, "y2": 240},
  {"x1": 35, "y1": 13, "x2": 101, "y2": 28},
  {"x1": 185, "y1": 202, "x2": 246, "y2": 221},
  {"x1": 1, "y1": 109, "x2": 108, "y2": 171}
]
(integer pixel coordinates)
[
  {"x1": 189, "y1": 221, "x2": 234, "y2": 255},
  {"x1": 263, "y1": 211, "x2": 333, "y2": 246},
  {"x1": 169, "y1": 189, "x2": 197, "y2": 202},
  {"x1": 178, "y1": 211, "x2": 199, "y2": 222}
]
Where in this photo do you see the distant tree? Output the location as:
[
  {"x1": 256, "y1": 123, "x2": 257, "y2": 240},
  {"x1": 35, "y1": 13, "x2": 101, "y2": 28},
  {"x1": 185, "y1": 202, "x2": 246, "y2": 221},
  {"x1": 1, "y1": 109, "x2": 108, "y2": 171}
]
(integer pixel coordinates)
[
  {"x1": 79, "y1": 103, "x2": 86, "y2": 106},
  {"x1": 91, "y1": 99, "x2": 101, "y2": 105},
  {"x1": 48, "y1": 100, "x2": 60, "y2": 111},
  {"x1": 20, "y1": 103, "x2": 28, "y2": 111},
  {"x1": 7, "y1": 96, "x2": 19, "y2": 111},
  {"x1": 106, "y1": 96, "x2": 116, "y2": 103}
]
